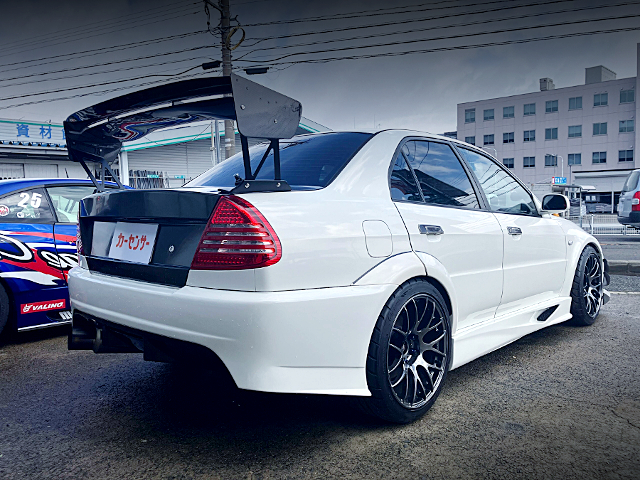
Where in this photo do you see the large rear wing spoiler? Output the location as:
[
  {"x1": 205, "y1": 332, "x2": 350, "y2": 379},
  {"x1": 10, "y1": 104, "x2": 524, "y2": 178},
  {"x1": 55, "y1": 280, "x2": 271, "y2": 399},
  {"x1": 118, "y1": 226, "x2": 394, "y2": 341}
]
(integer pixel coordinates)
[{"x1": 63, "y1": 74, "x2": 302, "y2": 192}]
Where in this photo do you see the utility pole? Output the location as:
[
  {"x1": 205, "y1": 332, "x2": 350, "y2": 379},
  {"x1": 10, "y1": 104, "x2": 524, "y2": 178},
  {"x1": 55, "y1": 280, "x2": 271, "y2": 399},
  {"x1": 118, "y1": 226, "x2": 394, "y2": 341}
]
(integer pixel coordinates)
[{"x1": 220, "y1": 0, "x2": 236, "y2": 160}]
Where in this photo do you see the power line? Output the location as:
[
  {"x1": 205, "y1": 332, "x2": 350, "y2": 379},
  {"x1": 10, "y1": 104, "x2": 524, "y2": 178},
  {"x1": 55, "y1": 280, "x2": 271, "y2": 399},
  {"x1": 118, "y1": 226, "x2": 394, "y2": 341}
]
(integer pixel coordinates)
[
  {"x1": 235, "y1": 1, "x2": 639, "y2": 61},
  {"x1": 2, "y1": 26, "x2": 635, "y2": 111},
  {"x1": 0, "y1": 72, "x2": 215, "y2": 111},
  {"x1": 254, "y1": 26, "x2": 640, "y2": 67},
  {"x1": 0, "y1": 31, "x2": 208, "y2": 71},
  {"x1": 0, "y1": 45, "x2": 217, "y2": 81},
  {"x1": 0, "y1": 55, "x2": 215, "y2": 89},
  {"x1": 0, "y1": 1, "x2": 201, "y2": 55},
  {"x1": 241, "y1": 0, "x2": 568, "y2": 27},
  {"x1": 237, "y1": 0, "x2": 577, "y2": 49},
  {"x1": 0, "y1": 64, "x2": 216, "y2": 102},
  {"x1": 235, "y1": 13, "x2": 640, "y2": 64}
]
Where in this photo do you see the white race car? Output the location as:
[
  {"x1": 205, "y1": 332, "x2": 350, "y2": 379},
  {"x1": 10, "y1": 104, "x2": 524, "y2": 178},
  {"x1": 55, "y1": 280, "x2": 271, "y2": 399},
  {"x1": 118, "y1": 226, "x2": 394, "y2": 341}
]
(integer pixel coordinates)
[{"x1": 66, "y1": 76, "x2": 610, "y2": 424}]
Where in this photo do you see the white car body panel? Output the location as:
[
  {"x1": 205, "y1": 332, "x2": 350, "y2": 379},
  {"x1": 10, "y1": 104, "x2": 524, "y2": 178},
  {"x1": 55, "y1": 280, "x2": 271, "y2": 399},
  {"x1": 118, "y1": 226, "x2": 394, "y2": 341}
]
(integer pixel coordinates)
[{"x1": 69, "y1": 129, "x2": 609, "y2": 396}]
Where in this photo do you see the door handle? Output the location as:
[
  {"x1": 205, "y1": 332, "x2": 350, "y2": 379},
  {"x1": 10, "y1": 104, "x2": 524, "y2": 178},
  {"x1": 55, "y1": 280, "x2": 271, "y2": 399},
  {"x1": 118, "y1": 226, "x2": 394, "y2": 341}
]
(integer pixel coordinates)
[
  {"x1": 507, "y1": 226, "x2": 522, "y2": 235},
  {"x1": 419, "y1": 224, "x2": 444, "y2": 235}
]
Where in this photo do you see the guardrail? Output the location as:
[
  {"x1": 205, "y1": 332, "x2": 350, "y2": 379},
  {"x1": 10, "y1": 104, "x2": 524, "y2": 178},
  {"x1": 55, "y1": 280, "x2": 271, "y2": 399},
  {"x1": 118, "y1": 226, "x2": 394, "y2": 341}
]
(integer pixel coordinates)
[{"x1": 565, "y1": 215, "x2": 640, "y2": 235}]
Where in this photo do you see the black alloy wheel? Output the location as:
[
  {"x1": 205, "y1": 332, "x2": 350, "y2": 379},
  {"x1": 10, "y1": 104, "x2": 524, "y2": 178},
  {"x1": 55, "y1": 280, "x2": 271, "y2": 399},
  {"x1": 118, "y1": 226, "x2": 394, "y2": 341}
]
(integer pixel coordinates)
[
  {"x1": 358, "y1": 279, "x2": 451, "y2": 424},
  {"x1": 570, "y1": 245, "x2": 603, "y2": 326}
]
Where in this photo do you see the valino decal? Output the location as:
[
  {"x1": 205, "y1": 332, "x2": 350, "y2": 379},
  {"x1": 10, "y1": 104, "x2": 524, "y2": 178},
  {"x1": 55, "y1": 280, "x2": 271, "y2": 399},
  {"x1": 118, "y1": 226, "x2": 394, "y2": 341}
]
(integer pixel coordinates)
[{"x1": 21, "y1": 299, "x2": 66, "y2": 314}]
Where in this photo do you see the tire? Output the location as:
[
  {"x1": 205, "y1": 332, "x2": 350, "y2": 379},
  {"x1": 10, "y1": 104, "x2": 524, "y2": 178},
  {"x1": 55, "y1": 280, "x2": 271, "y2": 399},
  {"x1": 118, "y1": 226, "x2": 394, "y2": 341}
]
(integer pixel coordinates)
[
  {"x1": 569, "y1": 246, "x2": 603, "y2": 326},
  {"x1": 0, "y1": 284, "x2": 11, "y2": 338},
  {"x1": 358, "y1": 279, "x2": 451, "y2": 424}
]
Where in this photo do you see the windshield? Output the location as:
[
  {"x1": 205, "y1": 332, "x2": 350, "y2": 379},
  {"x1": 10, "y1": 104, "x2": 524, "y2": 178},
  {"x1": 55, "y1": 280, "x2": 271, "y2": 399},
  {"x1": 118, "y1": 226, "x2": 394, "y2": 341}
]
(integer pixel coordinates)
[
  {"x1": 622, "y1": 170, "x2": 640, "y2": 192},
  {"x1": 185, "y1": 132, "x2": 373, "y2": 189}
]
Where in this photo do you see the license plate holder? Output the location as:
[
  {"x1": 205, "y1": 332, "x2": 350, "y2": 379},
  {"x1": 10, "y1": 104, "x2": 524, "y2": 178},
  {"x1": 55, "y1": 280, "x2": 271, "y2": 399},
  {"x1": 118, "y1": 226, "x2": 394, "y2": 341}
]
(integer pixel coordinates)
[{"x1": 107, "y1": 222, "x2": 158, "y2": 264}]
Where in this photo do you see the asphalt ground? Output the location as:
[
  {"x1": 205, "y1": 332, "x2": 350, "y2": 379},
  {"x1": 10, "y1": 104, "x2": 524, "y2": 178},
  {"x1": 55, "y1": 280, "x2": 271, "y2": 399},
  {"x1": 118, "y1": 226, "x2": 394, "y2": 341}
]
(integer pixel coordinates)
[
  {"x1": 596, "y1": 235, "x2": 640, "y2": 262},
  {"x1": 1, "y1": 291, "x2": 639, "y2": 479}
]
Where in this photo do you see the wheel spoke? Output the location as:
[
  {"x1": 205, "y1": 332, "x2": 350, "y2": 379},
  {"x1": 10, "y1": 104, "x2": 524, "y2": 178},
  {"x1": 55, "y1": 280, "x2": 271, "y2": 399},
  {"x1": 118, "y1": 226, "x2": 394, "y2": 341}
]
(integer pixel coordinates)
[
  {"x1": 391, "y1": 368, "x2": 407, "y2": 388},
  {"x1": 389, "y1": 343, "x2": 403, "y2": 354},
  {"x1": 388, "y1": 356, "x2": 402, "y2": 374}
]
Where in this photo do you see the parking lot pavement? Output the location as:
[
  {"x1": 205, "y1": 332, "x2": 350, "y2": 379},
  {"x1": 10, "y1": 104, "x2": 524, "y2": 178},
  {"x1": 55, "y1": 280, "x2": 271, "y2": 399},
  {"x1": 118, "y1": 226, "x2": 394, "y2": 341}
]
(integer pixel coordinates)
[
  {"x1": 1, "y1": 295, "x2": 639, "y2": 480},
  {"x1": 596, "y1": 235, "x2": 640, "y2": 261}
]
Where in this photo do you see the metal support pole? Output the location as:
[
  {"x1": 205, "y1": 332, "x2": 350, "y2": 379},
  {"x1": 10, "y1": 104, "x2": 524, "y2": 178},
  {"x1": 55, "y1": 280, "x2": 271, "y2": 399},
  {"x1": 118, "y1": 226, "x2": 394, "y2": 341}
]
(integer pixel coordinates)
[
  {"x1": 215, "y1": 120, "x2": 221, "y2": 164},
  {"x1": 119, "y1": 150, "x2": 129, "y2": 187},
  {"x1": 590, "y1": 215, "x2": 594, "y2": 235}
]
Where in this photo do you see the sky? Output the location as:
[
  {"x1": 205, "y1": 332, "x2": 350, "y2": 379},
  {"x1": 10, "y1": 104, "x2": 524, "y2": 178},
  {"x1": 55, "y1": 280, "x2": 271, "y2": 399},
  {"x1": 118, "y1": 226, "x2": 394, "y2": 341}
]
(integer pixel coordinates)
[{"x1": 0, "y1": 0, "x2": 639, "y2": 134}]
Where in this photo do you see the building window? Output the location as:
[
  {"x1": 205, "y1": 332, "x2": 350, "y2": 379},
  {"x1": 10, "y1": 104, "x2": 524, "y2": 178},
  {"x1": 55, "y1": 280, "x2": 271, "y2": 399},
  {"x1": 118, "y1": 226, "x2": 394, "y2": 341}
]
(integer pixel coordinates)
[
  {"x1": 592, "y1": 152, "x2": 607, "y2": 164},
  {"x1": 619, "y1": 120, "x2": 635, "y2": 133},
  {"x1": 619, "y1": 150, "x2": 634, "y2": 162},
  {"x1": 568, "y1": 125, "x2": 582, "y2": 138},
  {"x1": 545, "y1": 127, "x2": 558, "y2": 140},
  {"x1": 523, "y1": 130, "x2": 535, "y2": 142},
  {"x1": 593, "y1": 122, "x2": 607, "y2": 135},
  {"x1": 620, "y1": 89, "x2": 635, "y2": 103},
  {"x1": 523, "y1": 103, "x2": 536, "y2": 116},
  {"x1": 483, "y1": 109, "x2": 494, "y2": 121},
  {"x1": 545, "y1": 100, "x2": 558, "y2": 113},
  {"x1": 594, "y1": 93, "x2": 608, "y2": 106},
  {"x1": 569, "y1": 96, "x2": 582, "y2": 110},
  {"x1": 503, "y1": 132, "x2": 514, "y2": 143},
  {"x1": 483, "y1": 134, "x2": 494, "y2": 145},
  {"x1": 465, "y1": 136, "x2": 475, "y2": 145},
  {"x1": 568, "y1": 153, "x2": 582, "y2": 165},
  {"x1": 523, "y1": 156, "x2": 535, "y2": 168},
  {"x1": 503, "y1": 106, "x2": 515, "y2": 118},
  {"x1": 503, "y1": 158, "x2": 514, "y2": 169},
  {"x1": 465, "y1": 108, "x2": 476, "y2": 123},
  {"x1": 545, "y1": 154, "x2": 558, "y2": 167}
]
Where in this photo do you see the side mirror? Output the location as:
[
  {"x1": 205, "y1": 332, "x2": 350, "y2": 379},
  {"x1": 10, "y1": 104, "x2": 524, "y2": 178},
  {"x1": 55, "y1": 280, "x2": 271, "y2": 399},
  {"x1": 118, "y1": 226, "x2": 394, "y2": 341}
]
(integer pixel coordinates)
[{"x1": 542, "y1": 194, "x2": 569, "y2": 214}]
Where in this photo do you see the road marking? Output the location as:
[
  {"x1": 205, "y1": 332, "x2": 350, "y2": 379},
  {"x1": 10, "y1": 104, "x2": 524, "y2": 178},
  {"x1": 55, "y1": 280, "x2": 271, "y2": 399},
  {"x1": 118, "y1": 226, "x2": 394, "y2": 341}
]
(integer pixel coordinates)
[{"x1": 610, "y1": 292, "x2": 640, "y2": 295}]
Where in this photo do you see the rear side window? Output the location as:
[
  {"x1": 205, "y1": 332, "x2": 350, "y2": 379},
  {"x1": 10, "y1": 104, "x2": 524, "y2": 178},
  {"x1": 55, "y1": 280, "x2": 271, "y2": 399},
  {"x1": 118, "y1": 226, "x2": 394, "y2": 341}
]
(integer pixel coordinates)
[
  {"x1": 622, "y1": 171, "x2": 640, "y2": 192},
  {"x1": 0, "y1": 188, "x2": 55, "y2": 223},
  {"x1": 46, "y1": 185, "x2": 97, "y2": 222},
  {"x1": 398, "y1": 140, "x2": 480, "y2": 209},
  {"x1": 187, "y1": 133, "x2": 373, "y2": 189}
]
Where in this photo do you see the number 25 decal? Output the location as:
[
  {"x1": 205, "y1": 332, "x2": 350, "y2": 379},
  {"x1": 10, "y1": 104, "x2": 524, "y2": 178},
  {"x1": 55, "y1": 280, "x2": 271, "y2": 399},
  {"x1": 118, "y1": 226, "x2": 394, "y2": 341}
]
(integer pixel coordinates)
[{"x1": 18, "y1": 192, "x2": 42, "y2": 209}]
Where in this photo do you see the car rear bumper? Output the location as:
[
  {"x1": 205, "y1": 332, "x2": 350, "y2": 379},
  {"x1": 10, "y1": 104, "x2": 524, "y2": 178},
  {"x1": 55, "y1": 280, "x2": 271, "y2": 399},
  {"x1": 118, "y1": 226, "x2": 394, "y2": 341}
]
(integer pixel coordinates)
[
  {"x1": 68, "y1": 266, "x2": 396, "y2": 396},
  {"x1": 617, "y1": 211, "x2": 640, "y2": 227}
]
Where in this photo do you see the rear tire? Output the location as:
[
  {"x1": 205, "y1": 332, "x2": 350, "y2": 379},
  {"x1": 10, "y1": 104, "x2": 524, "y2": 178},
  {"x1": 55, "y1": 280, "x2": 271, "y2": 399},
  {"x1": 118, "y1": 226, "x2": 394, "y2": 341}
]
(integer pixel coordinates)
[
  {"x1": 0, "y1": 285, "x2": 11, "y2": 338},
  {"x1": 569, "y1": 246, "x2": 603, "y2": 326},
  {"x1": 358, "y1": 279, "x2": 451, "y2": 424}
]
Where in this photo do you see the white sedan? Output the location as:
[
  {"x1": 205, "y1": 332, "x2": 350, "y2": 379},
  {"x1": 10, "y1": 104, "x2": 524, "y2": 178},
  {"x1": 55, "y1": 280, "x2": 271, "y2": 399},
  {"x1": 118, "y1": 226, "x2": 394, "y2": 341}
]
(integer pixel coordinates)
[{"x1": 69, "y1": 130, "x2": 609, "y2": 423}]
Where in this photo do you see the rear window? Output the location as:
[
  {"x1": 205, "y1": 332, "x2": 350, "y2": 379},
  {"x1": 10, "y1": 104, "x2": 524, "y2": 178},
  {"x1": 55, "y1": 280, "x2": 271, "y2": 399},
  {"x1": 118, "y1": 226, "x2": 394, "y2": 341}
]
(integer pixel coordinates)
[
  {"x1": 186, "y1": 132, "x2": 373, "y2": 189},
  {"x1": 622, "y1": 171, "x2": 640, "y2": 192}
]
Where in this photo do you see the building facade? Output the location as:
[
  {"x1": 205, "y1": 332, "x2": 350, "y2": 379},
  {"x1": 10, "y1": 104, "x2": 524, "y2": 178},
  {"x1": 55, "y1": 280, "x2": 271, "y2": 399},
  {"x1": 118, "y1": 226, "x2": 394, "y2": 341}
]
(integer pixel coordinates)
[{"x1": 457, "y1": 43, "x2": 640, "y2": 212}]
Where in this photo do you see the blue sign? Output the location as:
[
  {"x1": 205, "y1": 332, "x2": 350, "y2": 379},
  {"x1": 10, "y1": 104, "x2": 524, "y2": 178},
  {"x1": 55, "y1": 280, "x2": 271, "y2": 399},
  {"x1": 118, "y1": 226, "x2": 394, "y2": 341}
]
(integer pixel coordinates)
[
  {"x1": 552, "y1": 177, "x2": 567, "y2": 185},
  {"x1": 174, "y1": 175, "x2": 185, "y2": 179}
]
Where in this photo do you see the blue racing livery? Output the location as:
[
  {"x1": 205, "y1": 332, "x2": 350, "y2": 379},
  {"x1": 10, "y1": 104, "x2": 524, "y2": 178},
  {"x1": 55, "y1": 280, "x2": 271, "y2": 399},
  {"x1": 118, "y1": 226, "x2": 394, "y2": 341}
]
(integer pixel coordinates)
[{"x1": 0, "y1": 178, "x2": 119, "y2": 334}]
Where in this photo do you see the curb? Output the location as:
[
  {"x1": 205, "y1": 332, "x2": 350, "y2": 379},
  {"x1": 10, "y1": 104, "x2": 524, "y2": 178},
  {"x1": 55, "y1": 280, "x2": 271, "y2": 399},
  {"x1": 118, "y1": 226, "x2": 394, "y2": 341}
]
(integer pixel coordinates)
[{"x1": 607, "y1": 260, "x2": 640, "y2": 276}]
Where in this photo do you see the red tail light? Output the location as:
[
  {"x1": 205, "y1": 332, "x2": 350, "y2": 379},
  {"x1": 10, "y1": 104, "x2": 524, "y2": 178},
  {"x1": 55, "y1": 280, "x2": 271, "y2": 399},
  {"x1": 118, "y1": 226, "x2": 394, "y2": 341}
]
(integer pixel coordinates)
[
  {"x1": 191, "y1": 195, "x2": 282, "y2": 270},
  {"x1": 632, "y1": 191, "x2": 640, "y2": 212}
]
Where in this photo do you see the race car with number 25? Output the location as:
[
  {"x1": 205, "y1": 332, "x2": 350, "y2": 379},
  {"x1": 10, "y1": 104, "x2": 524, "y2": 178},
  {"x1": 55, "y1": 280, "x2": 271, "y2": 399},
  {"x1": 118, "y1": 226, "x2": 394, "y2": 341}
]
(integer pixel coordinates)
[{"x1": 0, "y1": 178, "x2": 112, "y2": 337}]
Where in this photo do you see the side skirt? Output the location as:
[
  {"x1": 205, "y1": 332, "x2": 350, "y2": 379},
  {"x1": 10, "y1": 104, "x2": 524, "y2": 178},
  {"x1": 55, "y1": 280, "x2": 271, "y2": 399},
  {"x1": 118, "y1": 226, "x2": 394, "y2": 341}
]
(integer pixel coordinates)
[{"x1": 450, "y1": 297, "x2": 572, "y2": 370}]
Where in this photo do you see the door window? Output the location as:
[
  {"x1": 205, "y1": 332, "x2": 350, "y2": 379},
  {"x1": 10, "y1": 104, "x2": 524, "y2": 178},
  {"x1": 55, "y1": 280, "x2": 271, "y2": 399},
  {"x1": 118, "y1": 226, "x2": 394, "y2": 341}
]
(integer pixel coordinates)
[
  {"x1": 0, "y1": 188, "x2": 55, "y2": 223},
  {"x1": 458, "y1": 148, "x2": 538, "y2": 216},
  {"x1": 46, "y1": 186, "x2": 96, "y2": 223},
  {"x1": 400, "y1": 140, "x2": 480, "y2": 209}
]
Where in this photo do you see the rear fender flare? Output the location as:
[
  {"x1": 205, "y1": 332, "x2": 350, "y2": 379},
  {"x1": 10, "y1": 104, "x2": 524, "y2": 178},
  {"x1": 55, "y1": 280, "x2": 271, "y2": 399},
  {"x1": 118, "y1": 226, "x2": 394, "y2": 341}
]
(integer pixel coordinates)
[
  {"x1": 413, "y1": 252, "x2": 459, "y2": 335},
  {"x1": 353, "y1": 252, "x2": 426, "y2": 287}
]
